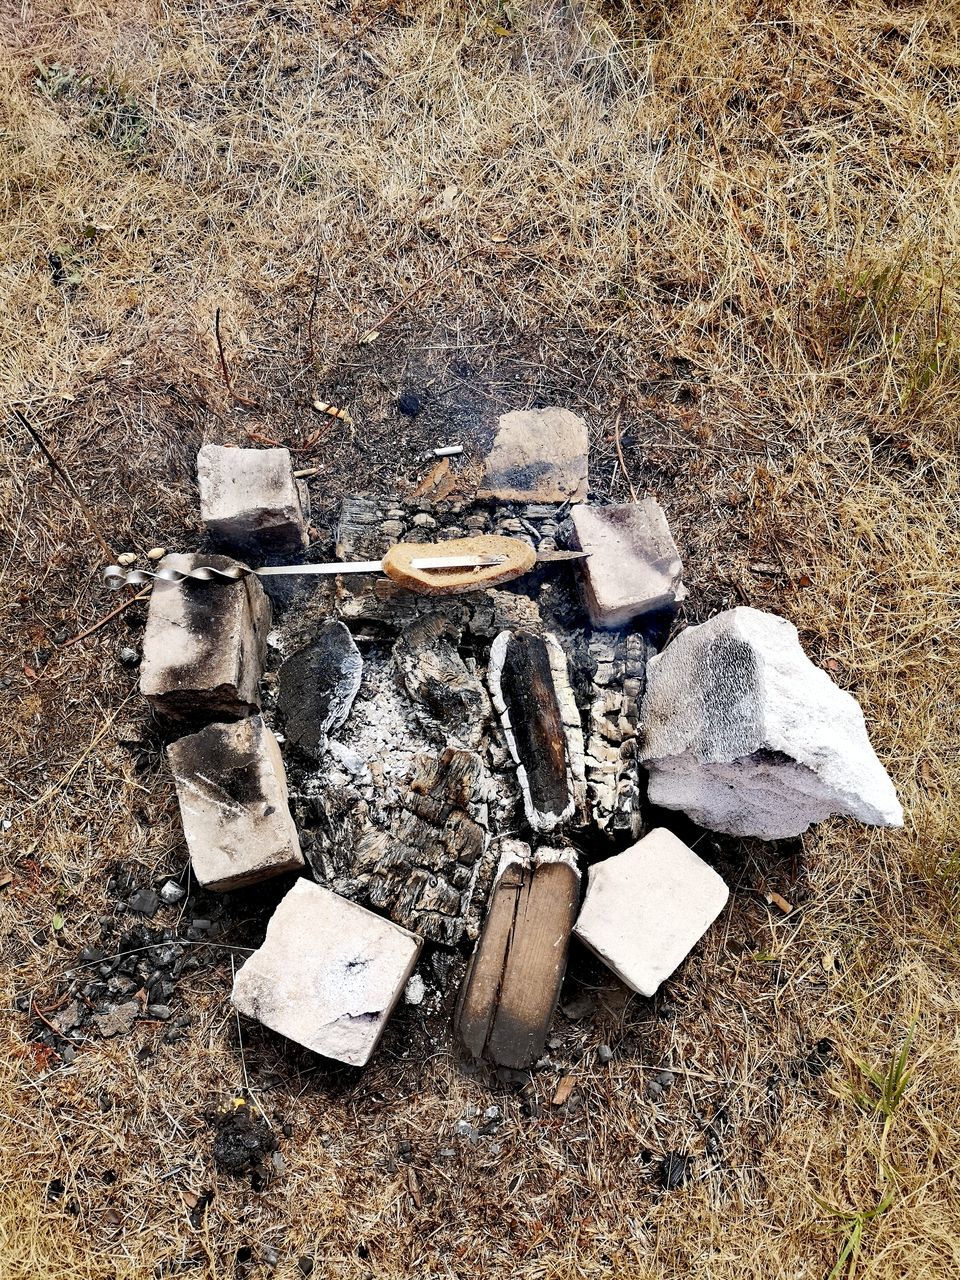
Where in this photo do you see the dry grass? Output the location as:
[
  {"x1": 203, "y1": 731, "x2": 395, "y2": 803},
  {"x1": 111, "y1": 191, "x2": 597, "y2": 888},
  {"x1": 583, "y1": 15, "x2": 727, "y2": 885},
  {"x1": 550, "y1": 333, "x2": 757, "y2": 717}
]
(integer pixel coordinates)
[{"x1": 2, "y1": 0, "x2": 959, "y2": 1276}]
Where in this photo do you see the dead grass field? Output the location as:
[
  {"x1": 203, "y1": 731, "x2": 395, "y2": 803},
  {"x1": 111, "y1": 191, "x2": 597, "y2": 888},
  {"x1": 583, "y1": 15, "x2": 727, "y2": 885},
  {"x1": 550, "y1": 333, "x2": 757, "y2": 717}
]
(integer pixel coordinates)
[{"x1": 1, "y1": 1, "x2": 959, "y2": 1276}]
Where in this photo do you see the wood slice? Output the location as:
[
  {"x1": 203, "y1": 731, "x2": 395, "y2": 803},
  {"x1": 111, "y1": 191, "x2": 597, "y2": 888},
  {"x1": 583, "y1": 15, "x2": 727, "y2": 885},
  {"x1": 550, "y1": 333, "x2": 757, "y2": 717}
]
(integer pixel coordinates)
[
  {"x1": 456, "y1": 845, "x2": 580, "y2": 1069},
  {"x1": 383, "y1": 535, "x2": 536, "y2": 595}
]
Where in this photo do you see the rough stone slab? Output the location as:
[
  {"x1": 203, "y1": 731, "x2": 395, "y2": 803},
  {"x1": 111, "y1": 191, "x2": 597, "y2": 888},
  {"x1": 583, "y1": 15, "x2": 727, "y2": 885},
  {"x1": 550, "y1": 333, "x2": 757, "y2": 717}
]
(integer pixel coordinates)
[
  {"x1": 574, "y1": 827, "x2": 728, "y2": 997},
  {"x1": 487, "y1": 630, "x2": 587, "y2": 832},
  {"x1": 639, "y1": 607, "x2": 904, "y2": 839},
  {"x1": 140, "y1": 553, "x2": 271, "y2": 721},
  {"x1": 167, "y1": 715, "x2": 304, "y2": 891},
  {"x1": 232, "y1": 879, "x2": 422, "y2": 1067},
  {"x1": 478, "y1": 408, "x2": 589, "y2": 503},
  {"x1": 570, "y1": 500, "x2": 686, "y2": 628},
  {"x1": 456, "y1": 843, "x2": 580, "y2": 1068},
  {"x1": 277, "y1": 622, "x2": 362, "y2": 760},
  {"x1": 197, "y1": 444, "x2": 309, "y2": 556}
]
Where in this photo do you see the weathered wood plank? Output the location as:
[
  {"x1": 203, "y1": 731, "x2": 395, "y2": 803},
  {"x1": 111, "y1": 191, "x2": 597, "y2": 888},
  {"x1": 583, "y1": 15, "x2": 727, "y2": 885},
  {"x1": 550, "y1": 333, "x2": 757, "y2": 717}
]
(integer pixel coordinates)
[{"x1": 456, "y1": 843, "x2": 580, "y2": 1069}]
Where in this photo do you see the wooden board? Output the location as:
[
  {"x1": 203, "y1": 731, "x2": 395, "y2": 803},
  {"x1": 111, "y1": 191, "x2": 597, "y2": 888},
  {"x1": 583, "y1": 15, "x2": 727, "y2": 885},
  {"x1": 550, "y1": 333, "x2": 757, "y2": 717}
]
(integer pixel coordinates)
[{"x1": 456, "y1": 845, "x2": 580, "y2": 1069}]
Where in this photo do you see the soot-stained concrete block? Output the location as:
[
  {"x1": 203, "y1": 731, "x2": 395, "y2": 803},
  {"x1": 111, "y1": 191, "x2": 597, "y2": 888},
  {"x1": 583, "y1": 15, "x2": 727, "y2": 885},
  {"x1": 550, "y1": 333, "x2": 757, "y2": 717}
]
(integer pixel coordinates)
[
  {"x1": 139, "y1": 552, "x2": 270, "y2": 722},
  {"x1": 167, "y1": 715, "x2": 304, "y2": 890},
  {"x1": 197, "y1": 445, "x2": 309, "y2": 556}
]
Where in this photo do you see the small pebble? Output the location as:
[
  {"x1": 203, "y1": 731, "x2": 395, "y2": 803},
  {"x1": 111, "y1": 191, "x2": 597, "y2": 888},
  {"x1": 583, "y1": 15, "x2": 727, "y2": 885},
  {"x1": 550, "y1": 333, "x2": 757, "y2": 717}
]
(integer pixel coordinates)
[
  {"x1": 118, "y1": 647, "x2": 139, "y2": 667},
  {"x1": 146, "y1": 547, "x2": 166, "y2": 561},
  {"x1": 159, "y1": 880, "x2": 185, "y2": 905},
  {"x1": 298, "y1": 1259, "x2": 314, "y2": 1278},
  {"x1": 404, "y1": 974, "x2": 426, "y2": 1005},
  {"x1": 483, "y1": 1105, "x2": 501, "y2": 1122},
  {"x1": 645, "y1": 1080, "x2": 663, "y2": 1101},
  {"x1": 597, "y1": 1043, "x2": 614, "y2": 1064},
  {"x1": 657, "y1": 1070, "x2": 674, "y2": 1088},
  {"x1": 146, "y1": 1004, "x2": 172, "y2": 1020},
  {"x1": 260, "y1": 1244, "x2": 279, "y2": 1269},
  {"x1": 116, "y1": 552, "x2": 136, "y2": 566}
]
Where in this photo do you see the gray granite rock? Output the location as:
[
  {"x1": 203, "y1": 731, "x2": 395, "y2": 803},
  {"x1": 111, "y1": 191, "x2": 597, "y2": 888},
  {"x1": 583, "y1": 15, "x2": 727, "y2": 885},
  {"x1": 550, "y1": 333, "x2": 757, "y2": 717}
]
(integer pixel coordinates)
[
  {"x1": 139, "y1": 552, "x2": 271, "y2": 722},
  {"x1": 167, "y1": 715, "x2": 304, "y2": 890},
  {"x1": 639, "y1": 607, "x2": 904, "y2": 839},
  {"x1": 570, "y1": 499, "x2": 686, "y2": 628},
  {"x1": 231, "y1": 879, "x2": 422, "y2": 1066},
  {"x1": 197, "y1": 444, "x2": 309, "y2": 556}
]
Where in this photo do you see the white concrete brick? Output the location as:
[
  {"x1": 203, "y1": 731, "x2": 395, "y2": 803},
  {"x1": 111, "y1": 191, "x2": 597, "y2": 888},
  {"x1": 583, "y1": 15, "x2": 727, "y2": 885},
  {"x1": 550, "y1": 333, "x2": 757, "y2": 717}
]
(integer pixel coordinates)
[
  {"x1": 198, "y1": 445, "x2": 308, "y2": 555},
  {"x1": 570, "y1": 500, "x2": 686, "y2": 629},
  {"x1": 232, "y1": 880, "x2": 422, "y2": 1066},
  {"x1": 573, "y1": 827, "x2": 728, "y2": 997}
]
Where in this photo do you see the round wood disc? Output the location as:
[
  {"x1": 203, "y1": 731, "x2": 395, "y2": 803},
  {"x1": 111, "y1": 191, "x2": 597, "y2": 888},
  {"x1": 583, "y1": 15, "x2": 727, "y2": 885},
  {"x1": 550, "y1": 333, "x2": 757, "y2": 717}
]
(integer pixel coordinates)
[{"x1": 382, "y1": 534, "x2": 536, "y2": 596}]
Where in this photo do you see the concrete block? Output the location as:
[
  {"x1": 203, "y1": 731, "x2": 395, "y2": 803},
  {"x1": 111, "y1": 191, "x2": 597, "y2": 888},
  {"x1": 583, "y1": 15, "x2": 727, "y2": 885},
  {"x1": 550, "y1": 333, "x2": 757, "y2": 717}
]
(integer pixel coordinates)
[
  {"x1": 140, "y1": 552, "x2": 270, "y2": 721},
  {"x1": 478, "y1": 408, "x2": 589, "y2": 502},
  {"x1": 197, "y1": 444, "x2": 309, "y2": 556},
  {"x1": 574, "y1": 827, "x2": 728, "y2": 997},
  {"x1": 231, "y1": 879, "x2": 422, "y2": 1066},
  {"x1": 167, "y1": 715, "x2": 304, "y2": 890},
  {"x1": 639, "y1": 607, "x2": 904, "y2": 838},
  {"x1": 570, "y1": 499, "x2": 686, "y2": 628}
]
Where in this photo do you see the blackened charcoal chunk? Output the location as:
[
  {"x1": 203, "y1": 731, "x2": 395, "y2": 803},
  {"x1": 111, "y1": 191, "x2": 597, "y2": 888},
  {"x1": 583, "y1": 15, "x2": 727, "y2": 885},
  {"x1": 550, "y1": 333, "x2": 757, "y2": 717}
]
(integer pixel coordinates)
[{"x1": 277, "y1": 622, "x2": 362, "y2": 760}]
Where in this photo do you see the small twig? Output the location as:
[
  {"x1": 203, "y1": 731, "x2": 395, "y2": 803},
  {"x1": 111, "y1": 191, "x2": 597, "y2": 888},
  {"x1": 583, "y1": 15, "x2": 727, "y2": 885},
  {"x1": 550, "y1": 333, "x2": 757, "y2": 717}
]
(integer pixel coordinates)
[
  {"x1": 61, "y1": 586, "x2": 151, "y2": 647},
  {"x1": 613, "y1": 399, "x2": 638, "y2": 502},
  {"x1": 13, "y1": 410, "x2": 115, "y2": 561},
  {"x1": 213, "y1": 308, "x2": 259, "y2": 408},
  {"x1": 31, "y1": 998, "x2": 62, "y2": 1038}
]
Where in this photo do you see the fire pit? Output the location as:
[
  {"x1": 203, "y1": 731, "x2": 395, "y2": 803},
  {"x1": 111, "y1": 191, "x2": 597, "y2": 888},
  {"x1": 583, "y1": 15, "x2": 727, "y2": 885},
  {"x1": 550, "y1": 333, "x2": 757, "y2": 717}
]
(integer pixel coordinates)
[{"x1": 130, "y1": 414, "x2": 902, "y2": 1074}]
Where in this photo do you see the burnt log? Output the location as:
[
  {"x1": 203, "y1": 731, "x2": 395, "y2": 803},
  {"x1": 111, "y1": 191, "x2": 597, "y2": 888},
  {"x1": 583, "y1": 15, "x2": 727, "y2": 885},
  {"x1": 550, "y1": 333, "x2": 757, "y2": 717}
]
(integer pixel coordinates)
[
  {"x1": 487, "y1": 630, "x2": 586, "y2": 833},
  {"x1": 392, "y1": 615, "x2": 490, "y2": 750},
  {"x1": 277, "y1": 621, "x2": 362, "y2": 760},
  {"x1": 311, "y1": 747, "x2": 495, "y2": 946}
]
